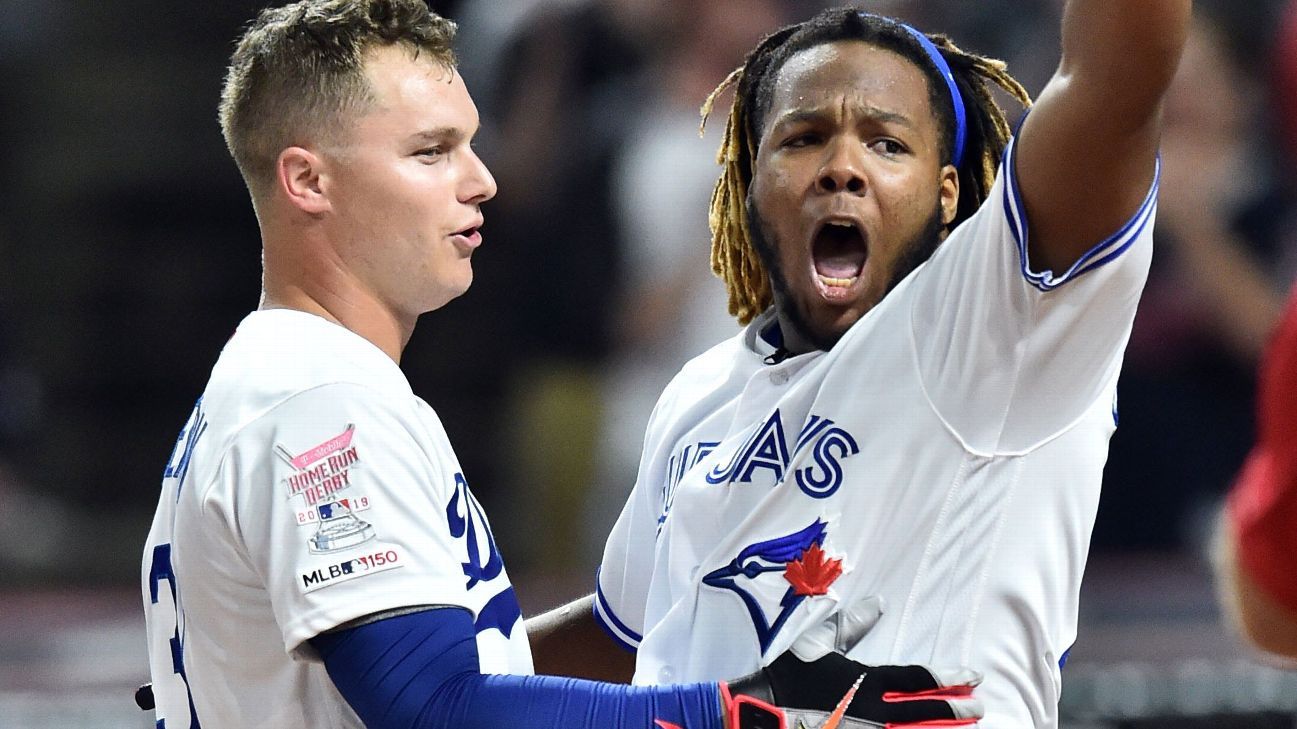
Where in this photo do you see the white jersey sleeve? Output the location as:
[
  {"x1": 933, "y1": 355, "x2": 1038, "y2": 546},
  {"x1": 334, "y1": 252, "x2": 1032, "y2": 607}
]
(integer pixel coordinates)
[
  {"x1": 211, "y1": 382, "x2": 484, "y2": 657},
  {"x1": 595, "y1": 332, "x2": 758, "y2": 654},
  {"x1": 909, "y1": 136, "x2": 1157, "y2": 453},
  {"x1": 594, "y1": 392, "x2": 679, "y2": 651}
]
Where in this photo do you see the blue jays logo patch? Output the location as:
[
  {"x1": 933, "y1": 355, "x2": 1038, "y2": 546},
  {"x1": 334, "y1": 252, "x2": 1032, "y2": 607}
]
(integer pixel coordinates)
[{"x1": 702, "y1": 520, "x2": 844, "y2": 654}]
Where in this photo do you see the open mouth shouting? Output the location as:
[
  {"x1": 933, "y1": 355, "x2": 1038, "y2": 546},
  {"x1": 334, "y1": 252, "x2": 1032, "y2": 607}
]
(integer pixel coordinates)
[{"x1": 810, "y1": 217, "x2": 868, "y2": 302}]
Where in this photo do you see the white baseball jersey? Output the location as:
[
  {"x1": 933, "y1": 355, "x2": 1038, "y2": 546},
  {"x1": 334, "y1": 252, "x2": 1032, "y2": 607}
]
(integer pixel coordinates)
[
  {"x1": 595, "y1": 137, "x2": 1157, "y2": 728},
  {"x1": 141, "y1": 309, "x2": 532, "y2": 729}
]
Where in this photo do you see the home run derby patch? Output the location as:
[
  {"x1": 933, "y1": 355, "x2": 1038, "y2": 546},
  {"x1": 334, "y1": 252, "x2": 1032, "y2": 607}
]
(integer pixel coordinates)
[{"x1": 276, "y1": 425, "x2": 375, "y2": 553}]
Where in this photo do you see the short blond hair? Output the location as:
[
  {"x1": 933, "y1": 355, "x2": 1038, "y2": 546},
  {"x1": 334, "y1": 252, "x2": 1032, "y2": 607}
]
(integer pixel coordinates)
[{"x1": 218, "y1": 0, "x2": 457, "y2": 194}]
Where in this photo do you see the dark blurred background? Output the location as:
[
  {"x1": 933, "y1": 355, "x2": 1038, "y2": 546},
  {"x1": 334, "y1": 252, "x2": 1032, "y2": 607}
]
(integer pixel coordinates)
[{"x1": 2, "y1": 0, "x2": 1297, "y2": 726}]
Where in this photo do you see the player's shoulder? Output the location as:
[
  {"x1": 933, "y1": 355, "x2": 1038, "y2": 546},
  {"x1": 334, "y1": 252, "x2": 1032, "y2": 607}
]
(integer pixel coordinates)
[
  {"x1": 159, "y1": 312, "x2": 440, "y2": 519},
  {"x1": 642, "y1": 324, "x2": 762, "y2": 441},
  {"x1": 680, "y1": 328, "x2": 747, "y2": 377},
  {"x1": 663, "y1": 326, "x2": 751, "y2": 398},
  {"x1": 219, "y1": 309, "x2": 407, "y2": 390},
  {"x1": 200, "y1": 309, "x2": 415, "y2": 433}
]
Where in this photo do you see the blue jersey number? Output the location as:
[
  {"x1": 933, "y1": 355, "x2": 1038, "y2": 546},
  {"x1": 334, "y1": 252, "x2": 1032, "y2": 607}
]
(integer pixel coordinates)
[
  {"x1": 148, "y1": 400, "x2": 207, "y2": 726},
  {"x1": 148, "y1": 545, "x2": 201, "y2": 728}
]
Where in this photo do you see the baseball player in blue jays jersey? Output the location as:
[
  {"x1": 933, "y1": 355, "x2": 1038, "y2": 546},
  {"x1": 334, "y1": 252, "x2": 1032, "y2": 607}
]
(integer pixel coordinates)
[
  {"x1": 139, "y1": 2, "x2": 987, "y2": 728},
  {"x1": 529, "y1": 5, "x2": 1193, "y2": 729}
]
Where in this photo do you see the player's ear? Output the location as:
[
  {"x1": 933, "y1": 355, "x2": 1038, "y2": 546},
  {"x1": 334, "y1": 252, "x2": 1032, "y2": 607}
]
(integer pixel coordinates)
[
  {"x1": 277, "y1": 146, "x2": 333, "y2": 216},
  {"x1": 939, "y1": 163, "x2": 959, "y2": 227}
]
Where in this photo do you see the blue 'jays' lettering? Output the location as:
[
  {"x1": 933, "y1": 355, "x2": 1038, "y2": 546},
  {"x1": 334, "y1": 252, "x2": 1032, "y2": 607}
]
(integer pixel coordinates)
[
  {"x1": 660, "y1": 411, "x2": 859, "y2": 517},
  {"x1": 708, "y1": 410, "x2": 792, "y2": 485},
  {"x1": 658, "y1": 440, "x2": 720, "y2": 534},
  {"x1": 793, "y1": 419, "x2": 859, "y2": 499}
]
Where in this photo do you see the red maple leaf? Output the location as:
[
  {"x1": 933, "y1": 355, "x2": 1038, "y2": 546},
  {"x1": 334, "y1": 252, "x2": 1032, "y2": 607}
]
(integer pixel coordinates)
[{"x1": 784, "y1": 542, "x2": 843, "y2": 597}]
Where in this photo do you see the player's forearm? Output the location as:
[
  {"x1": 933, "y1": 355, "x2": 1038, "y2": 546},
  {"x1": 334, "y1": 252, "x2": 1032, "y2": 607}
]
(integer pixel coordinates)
[
  {"x1": 313, "y1": 607, "x2": 985, "y2": 729},
  {"x1": 1058, "y1": 0, "x2": 1191, "y2": 123},
  {"x1": 313, "y1": 607, "x2": 723, "y2": 729},
  {"x1": 1015, "y1": 0, "x2": 1190, "y2": 270},
  {"x1": 526, "y1": 594, "x2": 637, "y2": 682},
  {"x1": 444, "y1": 673, "x2": 725, "y2": 729}
]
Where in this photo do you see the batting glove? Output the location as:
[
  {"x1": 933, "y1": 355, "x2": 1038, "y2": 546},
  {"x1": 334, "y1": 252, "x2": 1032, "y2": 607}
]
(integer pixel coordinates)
[
  {"x1": 720, "y1": 597, "x2": 982, "y2": 728},
  {"x1": 723, "y1": 654, "x2": 983, "y2": 728}
]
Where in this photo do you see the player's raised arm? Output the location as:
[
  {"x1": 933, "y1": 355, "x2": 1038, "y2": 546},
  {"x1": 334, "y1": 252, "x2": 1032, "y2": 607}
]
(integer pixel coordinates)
[{"x1": 1016, "y1": 0, "x2": 1192, "y2": 274}]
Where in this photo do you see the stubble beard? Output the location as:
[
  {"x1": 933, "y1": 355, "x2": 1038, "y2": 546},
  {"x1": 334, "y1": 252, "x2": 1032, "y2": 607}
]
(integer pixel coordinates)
[{"x1": 745, "y1": 198, "x2": 946, "y2": 352}]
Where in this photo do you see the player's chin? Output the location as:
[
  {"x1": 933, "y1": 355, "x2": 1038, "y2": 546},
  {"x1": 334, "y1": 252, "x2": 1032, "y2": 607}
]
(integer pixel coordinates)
[
  {"x1": 813, "y1": 285, "x2": 875, "y2": 328},
  {"x1": 450, "y1": 272, "x2": 473, "y2": 301},
  {"x1": 450, "y1": 260, "x2": 474, "y2": 294},
  {"x1": 420, "y1": 273, "x2": 473, "y2": 313}
]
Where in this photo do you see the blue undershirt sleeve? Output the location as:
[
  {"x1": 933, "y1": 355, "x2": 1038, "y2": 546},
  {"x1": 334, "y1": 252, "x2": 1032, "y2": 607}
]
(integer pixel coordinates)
[{"x1": 309, "y1": 607, "x2": 723, "y2": 729}]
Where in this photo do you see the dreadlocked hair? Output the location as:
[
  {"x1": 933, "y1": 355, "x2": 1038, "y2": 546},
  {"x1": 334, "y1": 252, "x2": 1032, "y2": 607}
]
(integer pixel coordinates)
[{"x1": 701, "y1": 8, "x2": 1032, "y2": 325}]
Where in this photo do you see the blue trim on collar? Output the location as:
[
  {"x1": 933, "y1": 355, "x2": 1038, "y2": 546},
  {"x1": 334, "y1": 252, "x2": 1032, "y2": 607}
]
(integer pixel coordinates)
[{"x1": 759, "y1": 319, "x2": 784, "y2": 349}]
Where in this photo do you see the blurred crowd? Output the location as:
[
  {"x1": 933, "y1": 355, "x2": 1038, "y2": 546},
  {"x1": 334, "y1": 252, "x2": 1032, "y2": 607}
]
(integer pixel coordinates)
[{"x1": 0, "y1": 0, "x2": 1295, "y2": 584}]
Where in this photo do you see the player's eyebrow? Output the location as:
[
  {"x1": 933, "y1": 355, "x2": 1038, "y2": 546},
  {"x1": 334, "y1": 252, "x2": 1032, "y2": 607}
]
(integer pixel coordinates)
[
  {"x1": 408, "y1": 126, "x2": 469, "y2": 145},
  {"x1": 771, "y1": 105, "x2": 915, "y2": 131}
]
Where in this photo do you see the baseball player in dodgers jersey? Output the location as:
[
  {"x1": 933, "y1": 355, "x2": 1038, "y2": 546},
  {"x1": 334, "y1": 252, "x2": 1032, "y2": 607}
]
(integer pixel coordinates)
[
  {"x1": 140, "y1": 2, "x2": 987, "y2": 728},
  {"x1": 143, "y1": 309, "x2": 532, "y2": 724},
  {"x1": 536, "y1": 4, "x2": 1193, "y2": 729}
]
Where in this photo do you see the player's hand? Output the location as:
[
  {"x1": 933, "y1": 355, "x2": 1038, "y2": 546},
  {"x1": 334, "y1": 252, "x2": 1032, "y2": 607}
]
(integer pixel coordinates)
[
  {"x1": 721, "y1": 597, "x2": 982, "y2": 728},
  {"x1": 724, "y1": 653, "x2": 983, "y2": 728}
]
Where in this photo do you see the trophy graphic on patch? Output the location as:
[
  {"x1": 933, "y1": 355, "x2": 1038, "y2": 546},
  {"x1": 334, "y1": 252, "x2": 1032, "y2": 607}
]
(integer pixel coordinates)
[{"x1": 276, "y1": 424, "x2": 375, "y2": 553}]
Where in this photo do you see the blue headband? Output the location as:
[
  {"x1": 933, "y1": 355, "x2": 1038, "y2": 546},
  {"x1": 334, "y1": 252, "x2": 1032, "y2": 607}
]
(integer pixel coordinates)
[{"x1": 860, "y1": 14, "x2": 967, "y2": 168}]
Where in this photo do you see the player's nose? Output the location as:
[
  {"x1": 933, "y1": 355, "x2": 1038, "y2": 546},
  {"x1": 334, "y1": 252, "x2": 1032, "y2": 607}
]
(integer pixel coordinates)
[
  {"x1": 815, "y1": 138, "x2": 866, "y2": 195},
  {"x1": 461, "y1": 148, "x2": 497, "y2": 205}
]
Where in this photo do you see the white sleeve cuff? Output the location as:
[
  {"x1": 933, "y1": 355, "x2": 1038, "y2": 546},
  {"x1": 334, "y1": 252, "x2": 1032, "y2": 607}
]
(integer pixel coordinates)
[
  {"x1": 1003, "y1": 136, "x2": 1160, "y2": 292},
  {"x1": 593, "y1": 572, "x2": 642, "y2": 651}
]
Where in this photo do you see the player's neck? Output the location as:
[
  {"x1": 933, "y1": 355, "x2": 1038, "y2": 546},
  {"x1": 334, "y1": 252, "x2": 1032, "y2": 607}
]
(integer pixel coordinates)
[
  {"x1": 260, "y1": 271, "x2": 412, "y2": 364},
  {"x1": 772, "y1": 310, "x2": 818, "y2": 357},
  {"x1": 260, "y1": 290, "x2": 411, "y2": 363}
]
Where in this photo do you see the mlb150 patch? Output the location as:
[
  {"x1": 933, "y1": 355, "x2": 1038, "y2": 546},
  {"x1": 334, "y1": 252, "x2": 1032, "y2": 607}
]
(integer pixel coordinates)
[{"x1": 300, "y1": 547, "x2": 404, "y2": 593}]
